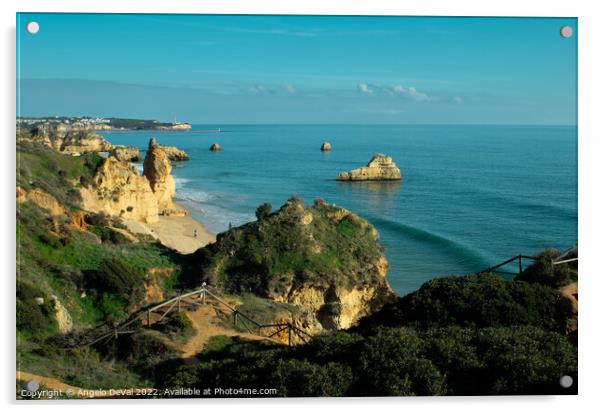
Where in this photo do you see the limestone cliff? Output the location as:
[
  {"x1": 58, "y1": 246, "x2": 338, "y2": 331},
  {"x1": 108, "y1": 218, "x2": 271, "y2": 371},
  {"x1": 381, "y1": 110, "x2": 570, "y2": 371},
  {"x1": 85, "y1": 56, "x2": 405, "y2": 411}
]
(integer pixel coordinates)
[
  {"x1": 194, "y1": 197, "x2": 394, "y2": 330},
  {"x1": 337, "y1": 154, "x2": 402, "y2": 181},
  {"x1": 80, "y1": 156, "x2": 159, "y2": 223},
  {"x1": 19, "y1": 126, "x2": 113, "y2": 155},
  {"x1": 59, "y1": 131, "x2": 113, "y2": 154},
  {"x1": 143, "y1": 138, "x2": 186, "y2": 216}
]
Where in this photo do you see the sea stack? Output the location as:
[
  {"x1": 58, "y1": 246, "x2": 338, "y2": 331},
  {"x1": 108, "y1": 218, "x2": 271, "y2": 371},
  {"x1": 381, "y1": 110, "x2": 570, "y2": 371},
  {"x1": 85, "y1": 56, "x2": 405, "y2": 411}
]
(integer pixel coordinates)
[
  {"x1": 143, "y1": 138, "x2": 177, "y2": 213},
  {"x1": 321, "y1": 142, "x2": 332, "y2": 151},
  {"x1": 337, "y1": 154, "x2": 402, "y2": 181},
  {"x1": 210, "y1": 143, "x2": 221, "y2": 152}
]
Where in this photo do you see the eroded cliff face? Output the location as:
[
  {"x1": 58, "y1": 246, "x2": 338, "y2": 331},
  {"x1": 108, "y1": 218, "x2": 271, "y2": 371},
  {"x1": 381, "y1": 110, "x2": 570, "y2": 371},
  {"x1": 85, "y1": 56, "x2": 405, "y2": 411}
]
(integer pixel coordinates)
[
  {"x1": 196, "y1": 197, "x2": 394, "y2": 331},
  {"x1": 80, "y1": 156, "x2": 159, "y2": 223},
  {"x1": 18, "y1": 127, "x2": 113, "y2": 155},
  {"x1": 337, "y1": 154, "x2": 402, "y2": 181},
  {"x1": 274, "y1": 261, "x2": 391, "y2": 330}
]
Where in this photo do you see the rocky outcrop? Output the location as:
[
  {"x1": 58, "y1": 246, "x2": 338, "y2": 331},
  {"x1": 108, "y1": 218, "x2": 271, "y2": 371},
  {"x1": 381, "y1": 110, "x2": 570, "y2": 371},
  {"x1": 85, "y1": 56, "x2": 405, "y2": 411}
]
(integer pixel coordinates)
[
  {"x1": 209, "y1": 143, "x2": 221, "y2": 152},
  {"x1": 17, "y1": 187, "x2": 67, "y2": 217},
  {"x1": 196, "y1": 197, "x2": 394, "y2": 331},
  {"x1": 50, "y1": 295, "x2": 73, "y2": 334},
  {"x1": 320, "y1": 142, "x2": 332, "y2": 151},
  {"x1": 337, "y1": 154, "x2": 402, "y2": 181},
  {"x1": 143, "y1": 139, "x2": 186, "y2": 216},
  {"x1": 19, "y1": 126, "x2": 114, "y2": 155},
  {"x1": 59, "y1": 132, "x2": 113, "y2": 154},
  {"x1": 157, "y1": 144, "x2": 189, "y2": 161},
  {"x1": 80, "y1": 156, "x2": 159, "y2": 223},
  {"x1": 110, "y1": 146, "x2": 141, "y2": 162}
]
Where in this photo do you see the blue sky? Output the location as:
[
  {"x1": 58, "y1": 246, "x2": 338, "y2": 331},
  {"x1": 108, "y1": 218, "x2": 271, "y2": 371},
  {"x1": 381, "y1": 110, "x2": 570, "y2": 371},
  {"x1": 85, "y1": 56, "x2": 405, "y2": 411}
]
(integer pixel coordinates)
[{"x1": 17, "y1": 14, "x2": 577, "y2": 124}]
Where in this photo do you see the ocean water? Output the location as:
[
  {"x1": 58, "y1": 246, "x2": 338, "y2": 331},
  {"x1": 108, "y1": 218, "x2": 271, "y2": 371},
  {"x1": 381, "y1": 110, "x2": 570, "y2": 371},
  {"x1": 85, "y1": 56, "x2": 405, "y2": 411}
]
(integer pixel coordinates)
[{"x1": 99, "y1": 125, "x2": 577, "y2": 296}]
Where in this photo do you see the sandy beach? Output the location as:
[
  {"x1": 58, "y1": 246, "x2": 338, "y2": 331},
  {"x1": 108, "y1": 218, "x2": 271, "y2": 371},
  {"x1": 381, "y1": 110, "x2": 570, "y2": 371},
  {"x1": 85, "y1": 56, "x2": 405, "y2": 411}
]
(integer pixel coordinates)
[{"x1": 125, "y1": 205, "x2": 215, "y2": 254}]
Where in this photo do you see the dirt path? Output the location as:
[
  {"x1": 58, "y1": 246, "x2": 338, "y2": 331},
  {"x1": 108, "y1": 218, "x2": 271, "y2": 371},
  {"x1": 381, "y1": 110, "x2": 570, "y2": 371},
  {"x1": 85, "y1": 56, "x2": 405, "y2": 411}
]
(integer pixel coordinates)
[{"x1": 180, "y1": 305, "x2": 267, "y2": 362}]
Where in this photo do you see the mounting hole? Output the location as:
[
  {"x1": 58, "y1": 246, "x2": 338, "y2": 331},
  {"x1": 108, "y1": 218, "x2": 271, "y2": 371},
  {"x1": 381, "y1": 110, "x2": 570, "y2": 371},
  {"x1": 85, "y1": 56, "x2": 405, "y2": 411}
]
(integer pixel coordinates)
[
  {"x1": 26, "y1": 21, "x2": 40, "y2": 34},
  {"x1": 26, "y1": 380, "x2": 40, "y2": 392},
  {"x1": 559, "y1": 375, "x2": 573, "y2": 388},
  {"x1": 560, "y1": 26, "x2": 573, "y2": 38}
]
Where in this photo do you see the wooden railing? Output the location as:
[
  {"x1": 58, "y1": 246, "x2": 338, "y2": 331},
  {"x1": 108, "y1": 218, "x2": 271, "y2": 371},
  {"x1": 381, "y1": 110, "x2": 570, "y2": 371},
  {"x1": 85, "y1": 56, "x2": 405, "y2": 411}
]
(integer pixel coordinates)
[
  {"x1": 478, "y1": 254, "x2": 537, "y2": 276},
  {"x1": 81, "y1": 285, "x2": 313, "y2": 348},
  {"x1": 479, "y1": 244, "x2": 577, "y2": 276}
]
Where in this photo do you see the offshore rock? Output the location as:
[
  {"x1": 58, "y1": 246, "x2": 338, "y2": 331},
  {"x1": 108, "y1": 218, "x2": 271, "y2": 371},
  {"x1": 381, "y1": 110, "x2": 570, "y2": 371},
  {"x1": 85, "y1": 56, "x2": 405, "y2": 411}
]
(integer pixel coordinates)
[{"x1": 337, "y1": 154, "x2": 402, "y2": 181}]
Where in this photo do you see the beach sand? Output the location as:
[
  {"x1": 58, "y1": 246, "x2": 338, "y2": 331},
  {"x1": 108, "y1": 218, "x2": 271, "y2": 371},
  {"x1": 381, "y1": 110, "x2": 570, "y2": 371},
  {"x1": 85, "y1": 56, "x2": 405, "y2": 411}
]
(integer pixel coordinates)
[{"x1": 125, "y1": 207, "x2": 215, "y2": 254}]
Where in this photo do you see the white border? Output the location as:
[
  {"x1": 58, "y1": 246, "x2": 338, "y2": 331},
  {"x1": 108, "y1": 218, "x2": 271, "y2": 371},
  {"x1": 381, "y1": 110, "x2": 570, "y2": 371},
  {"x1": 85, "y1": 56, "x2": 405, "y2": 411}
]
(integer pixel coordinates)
[{"x1": 3, "y1": 0, "x2": 601, "y2": 411}]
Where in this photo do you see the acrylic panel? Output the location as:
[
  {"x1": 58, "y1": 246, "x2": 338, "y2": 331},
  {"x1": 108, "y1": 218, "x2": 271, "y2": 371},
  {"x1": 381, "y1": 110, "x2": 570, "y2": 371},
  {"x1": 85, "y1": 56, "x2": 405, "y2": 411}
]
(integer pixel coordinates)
[{"x1": 16, "y1": 13, "x2": 578, "y2": 399}]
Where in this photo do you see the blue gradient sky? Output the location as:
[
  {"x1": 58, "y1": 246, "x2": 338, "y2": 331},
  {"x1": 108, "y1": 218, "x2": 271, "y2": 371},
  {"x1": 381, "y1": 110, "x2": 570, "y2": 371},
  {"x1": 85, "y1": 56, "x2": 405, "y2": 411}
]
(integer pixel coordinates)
[{"x1": 17, "y1": 14, "x2": 577, "y2": 124}]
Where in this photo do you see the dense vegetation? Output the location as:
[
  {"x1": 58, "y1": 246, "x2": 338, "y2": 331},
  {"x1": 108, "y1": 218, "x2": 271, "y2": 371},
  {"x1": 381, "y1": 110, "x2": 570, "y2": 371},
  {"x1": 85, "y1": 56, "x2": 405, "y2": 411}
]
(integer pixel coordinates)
[
  {"x1": 354, "y1": 273, "x2": 572, "y2": 334},
  {"x1": 160, "y1": 325, "x2": 576, "y2": 396},
  {"x1": 188, "y1": 197, "x2": 386, "y2": 297}
]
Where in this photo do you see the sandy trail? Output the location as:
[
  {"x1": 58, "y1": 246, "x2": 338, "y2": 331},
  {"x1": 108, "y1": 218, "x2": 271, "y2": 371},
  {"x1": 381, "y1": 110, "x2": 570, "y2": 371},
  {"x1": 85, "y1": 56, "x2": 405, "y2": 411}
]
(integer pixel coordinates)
[{"x1": 180, "y1": 305, "x2": 267, "y2": 362}]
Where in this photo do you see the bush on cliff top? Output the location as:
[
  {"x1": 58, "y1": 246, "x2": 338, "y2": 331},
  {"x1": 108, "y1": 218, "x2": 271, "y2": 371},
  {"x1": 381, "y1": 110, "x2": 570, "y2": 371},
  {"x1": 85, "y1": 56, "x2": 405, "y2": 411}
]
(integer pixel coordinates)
[
  {"x1": 354, "y1": 273, "x2": 568, "y2": 334},
  {"x1": 515, "y1": 247, "x2": 578, "y2": 288}
]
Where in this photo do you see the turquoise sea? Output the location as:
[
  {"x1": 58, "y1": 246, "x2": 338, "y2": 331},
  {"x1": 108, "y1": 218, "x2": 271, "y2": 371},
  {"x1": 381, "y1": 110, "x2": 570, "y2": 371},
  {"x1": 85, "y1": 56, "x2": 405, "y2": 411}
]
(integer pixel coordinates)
[{"x1": 99, "y1": 125, "x2": 577, "y2": 295}]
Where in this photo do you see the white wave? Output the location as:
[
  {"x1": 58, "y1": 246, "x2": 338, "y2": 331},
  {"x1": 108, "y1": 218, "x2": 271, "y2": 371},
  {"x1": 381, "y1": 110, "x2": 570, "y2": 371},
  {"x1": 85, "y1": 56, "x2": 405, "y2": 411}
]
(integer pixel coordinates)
[{"x1": 176, "y1": 187, "x2": 216, "y2": 203}]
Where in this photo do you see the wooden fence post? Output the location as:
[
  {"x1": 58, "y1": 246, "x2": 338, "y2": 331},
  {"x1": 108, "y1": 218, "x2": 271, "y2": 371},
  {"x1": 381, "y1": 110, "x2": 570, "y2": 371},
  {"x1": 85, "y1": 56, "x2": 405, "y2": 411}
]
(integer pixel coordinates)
[
  {"x1": 177, "y1": 297, "x2": 181, "y2": 313},
  {"x1": 147, "y1": 310, "x2": 151, "y2": 327}
]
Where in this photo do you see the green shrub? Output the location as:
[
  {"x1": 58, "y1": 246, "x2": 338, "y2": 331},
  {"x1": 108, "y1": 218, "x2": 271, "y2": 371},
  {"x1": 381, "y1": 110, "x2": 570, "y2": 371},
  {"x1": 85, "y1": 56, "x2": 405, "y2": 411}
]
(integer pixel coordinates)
[
  {"x1": 516, "y1": 248, "x2": 578, "y2": 288},
  {"x1": 357, "y1": 274, "x2": 567, "y2": 333},
  {"x1": 274, "y1": 360, "x2": 353, "y2": 397},
  {"x1": 255, "y1": 203, "x2": 272, "y2": 220},
  {"x1": 357, "y1": 328, "x2": 446, "y2": 396},
  {"x1": 85, "y1": 257, "x2": 144, "y2": 297},
  {"x1": 423, "y1": 326, "x2": 577, "y2": 395}
]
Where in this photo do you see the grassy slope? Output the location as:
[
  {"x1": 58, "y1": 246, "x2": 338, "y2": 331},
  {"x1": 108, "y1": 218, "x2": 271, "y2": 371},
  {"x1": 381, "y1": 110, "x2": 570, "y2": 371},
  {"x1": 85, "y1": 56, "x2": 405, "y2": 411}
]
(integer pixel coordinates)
[{"x1": 16, "y1": 142, "x2": 186, "y2": 388}]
